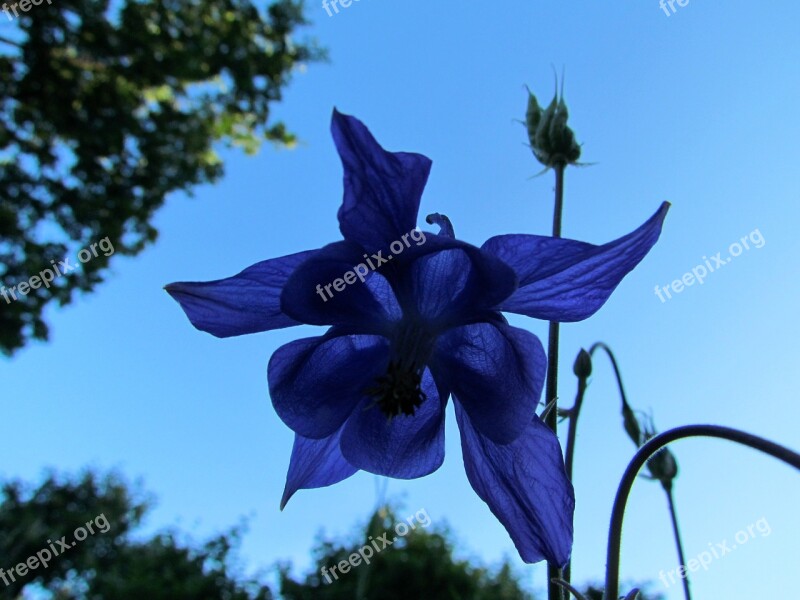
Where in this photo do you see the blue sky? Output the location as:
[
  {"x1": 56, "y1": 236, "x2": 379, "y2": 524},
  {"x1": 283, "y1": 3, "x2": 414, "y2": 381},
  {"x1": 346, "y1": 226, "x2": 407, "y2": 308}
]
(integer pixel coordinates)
[{"x1": 2, "y1": 0, "x2": 799, "y2": 597}]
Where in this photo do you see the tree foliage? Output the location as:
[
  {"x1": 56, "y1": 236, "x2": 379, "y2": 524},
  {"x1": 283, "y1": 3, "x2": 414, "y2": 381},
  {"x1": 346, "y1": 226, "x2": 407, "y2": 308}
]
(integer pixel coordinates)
[
  {"x1": 278, "y1": 505, "x2": 666, "y2": 600},
  {"x1": 0, "y1": 0, "x2": 322, "y2": 355},
  {"x1": 0, "y1": 470, "x2": 272, "y2": 599},
  {"x1": 0, "y1": 471, "x2": 665, "y2": 599},
  {"x1": 279, "y1": 505, "x2": 535, "y2": 600},
  {"x1": 0, "y1": 470, "x2": 147, "y2": 597}
]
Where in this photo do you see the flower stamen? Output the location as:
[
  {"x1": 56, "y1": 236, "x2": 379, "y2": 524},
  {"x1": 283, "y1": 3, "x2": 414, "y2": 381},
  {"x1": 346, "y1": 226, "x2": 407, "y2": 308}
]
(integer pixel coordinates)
[
  {"x1": 364, "y1": 321, "x2": 434, "y2": 418},
  {"x1": 364, "y1": 360, "x2": 427, "y2": 418}
]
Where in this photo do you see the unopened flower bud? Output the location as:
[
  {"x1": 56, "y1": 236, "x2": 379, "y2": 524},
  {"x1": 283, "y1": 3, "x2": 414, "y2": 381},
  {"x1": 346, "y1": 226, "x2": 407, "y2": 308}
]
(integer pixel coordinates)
[
  {"x1": 647, "y1": 446, "x2": 679, "y2": 491},
  {"x1": 524, "y1": 85, "x2": 582, "y2": 169},
  {"x1": 641, "y1": 416, "x2": 678, "y2": 491},
  {"x1": 573, "y1": 348, "x2": 592, "y2": 379},
  {"x1": 525, "y1": 86, "x2": 542, "y2": 135}
]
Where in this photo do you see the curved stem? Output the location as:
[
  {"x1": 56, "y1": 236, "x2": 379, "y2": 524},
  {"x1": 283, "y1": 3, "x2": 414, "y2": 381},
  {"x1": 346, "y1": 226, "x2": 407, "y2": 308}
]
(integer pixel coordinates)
[
  {"x1": 546, "y1": 162, "x2": 566, "y2": 600},
  {"x1": 666, "y1": 488, "x2": 691, "y2": 600},
  {"x1": 564, "y1": 343, "x2": 633, "y2": 481},
  {"x1": 551, "y1": 578, "x2": 588, "y2": 600},
  {"x1": 562, "y1": 341, "x2": 625, "y2": 584},
  {"x1": 604, "y1": 425, "x2": 800, "y2": 599},
  {"x1": 589, "y1": 342, "x2": 631, "y2": 411},
  {"x1": 590, "y1": 342, "x2": 690, "y2": 595}
]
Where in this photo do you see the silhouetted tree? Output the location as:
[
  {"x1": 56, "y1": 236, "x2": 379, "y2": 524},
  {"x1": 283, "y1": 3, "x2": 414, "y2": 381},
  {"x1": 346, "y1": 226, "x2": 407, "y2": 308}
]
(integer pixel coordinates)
[
  {"x1": 0, "y1": 471, "x2": 664, "y2": 600},
  {"x1": 279, "y1": 505, "x2": 535, "y2": 600},
  {"x1": 0, "y1": 470, "x2": 272, "y2": 599},
  {"x1": 0, "y1": 0, "x2": 323, "y2": 355},
  {"x1": 278, "y1": 505, "x2": 666, "y2": 600}
]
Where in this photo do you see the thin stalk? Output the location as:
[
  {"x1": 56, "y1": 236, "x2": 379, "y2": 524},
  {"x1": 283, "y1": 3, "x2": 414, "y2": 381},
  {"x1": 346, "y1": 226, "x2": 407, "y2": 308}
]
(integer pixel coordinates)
[
  {"x1": 665, "y1": 488, "x2": 691, "y2": 600},
  {"x1": 564, "y1": 343, "x2": 631, "y2": 477},
  {"x1": 546, "y1": 162, "x2": 566, "y2": 600},
  {"x1": 604, "y1": 424, "x2": 800, "y2": 599},
  {"x1": 567, "y1": 342, "x2": 693, "y2": 598},
  {"x1": 589, "y1": 342, "x2": 692, "y2": 596},
  {"x1": 561, "y1": 375, "x2": 586, "y2": 585},
  {"x1": 589, "y1": 342, "x2": 630, "y2": 410},
  {"x1": 564, "y1": 379, "x2": 586, "y2": 480},
  {"x1": 561, "y1": 341, "x2": 624, "y2": 584}
]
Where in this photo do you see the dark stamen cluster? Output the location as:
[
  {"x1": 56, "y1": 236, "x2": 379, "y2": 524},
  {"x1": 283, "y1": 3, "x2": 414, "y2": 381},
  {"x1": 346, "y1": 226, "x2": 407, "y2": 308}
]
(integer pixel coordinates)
[{"x1": 365, "y1": 360, "x2": 427, "y2": 418}]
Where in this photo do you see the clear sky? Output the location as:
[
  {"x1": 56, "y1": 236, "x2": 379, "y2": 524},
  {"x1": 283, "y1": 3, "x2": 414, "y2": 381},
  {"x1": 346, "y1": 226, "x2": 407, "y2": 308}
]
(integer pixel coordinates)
[{"x1": 2, "y1": 1, "x2": 799, "y2": 598}]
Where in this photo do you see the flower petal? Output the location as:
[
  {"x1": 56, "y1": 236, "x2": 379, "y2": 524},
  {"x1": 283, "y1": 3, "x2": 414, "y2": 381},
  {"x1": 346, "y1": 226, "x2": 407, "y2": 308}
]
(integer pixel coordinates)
[
  {"x1": 414, "y1": 244, "x2": 515, "y2": 324},
  {"x1": 455, "y1": 403, "x2": 575, "y2": 566},
  {"x1": 280, "y1": 240, "x2": 402, "y2": 332},
  {"x1": 333, "y1": 109, "x2": 432, "y2": 253},
  {"x1": 268, "y1": 332, "x2": 389, "y2": 439},
  {"x1": 395, "y1": 234, "x2": 518, "y2": 325},
  {"x1": 165, "y1": 250, "x2": 315, "y2": 337},
  {"x1": 430, "y1": 321, "x2": 546, "y2": 444},
  {"x1": 340, "y1": 368, "x2": 446, "y2": 479},
  {"x1": 482, "y1": 202, "x2": 669, "y2": 321},
  {"x1": 280, "y1": 426, "x2": 358, "y2": 510}
]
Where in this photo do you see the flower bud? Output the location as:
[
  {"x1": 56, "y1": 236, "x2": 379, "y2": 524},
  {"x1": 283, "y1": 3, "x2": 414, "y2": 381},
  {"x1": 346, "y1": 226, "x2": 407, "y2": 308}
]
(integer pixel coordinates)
[
  {"x1": 525, "y1": 86, "x2": 542, "y2": 136},
  {"x1": 524, "y1": 85, "x2": 582, "y2": 169},
  {"x1": 573, "y1": 348, "x2": 592, "y2": 379},
  {"x1": 647, "y1": 446, "x2": 678, "y2": 492},
  {"x1": 534, "y1": 95, "x2": 557, "y2": 153},
  {"x1": 641, "y1": 416, "x2": 678, "y2": 491}
]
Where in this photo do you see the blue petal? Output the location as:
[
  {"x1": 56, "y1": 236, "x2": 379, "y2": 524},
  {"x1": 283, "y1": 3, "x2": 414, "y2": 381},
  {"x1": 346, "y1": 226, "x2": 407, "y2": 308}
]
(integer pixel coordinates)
[
  {"x1": 165, "y1": 250, "x2": 315, "y2": 337},
  {"x1": 280, "y1": 240, "x2": 402, "y2": 332},
  {"x1": 430, "y1": 321, "x2": 546, "y2": 444},
  {"x1": 482, "y1": 202, "x2": 669, "y2": 321},
  {"x1": 268, "y1": 332, "x2": 389, "y2": 439},
  {"x1": 397, "y1": 234, "x2": 518, "y2": 324},
  {"x1": 455, "y1": 403, "x2": 575, "y2": 566},
  {"x1": 280, "y1": 425, "x2": 357, "y2": 510},
  {"x1": 332, "y1": 109, "x2": 432, "y2": 253},
  {"x1": 340, "y1": 368, "x2": 446, "y2": 479}
]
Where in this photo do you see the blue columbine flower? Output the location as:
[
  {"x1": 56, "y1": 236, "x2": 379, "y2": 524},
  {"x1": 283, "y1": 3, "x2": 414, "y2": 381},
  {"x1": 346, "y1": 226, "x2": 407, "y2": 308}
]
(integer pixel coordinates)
[{"x1": 166, "y1": 109, "x2": 669, "y2": 567}]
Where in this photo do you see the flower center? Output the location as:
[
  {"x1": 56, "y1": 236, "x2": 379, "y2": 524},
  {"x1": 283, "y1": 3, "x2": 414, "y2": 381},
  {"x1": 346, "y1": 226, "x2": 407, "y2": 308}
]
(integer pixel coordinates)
[{"x1": 365, "y1": 321, "x2": 435, "y2": 418}]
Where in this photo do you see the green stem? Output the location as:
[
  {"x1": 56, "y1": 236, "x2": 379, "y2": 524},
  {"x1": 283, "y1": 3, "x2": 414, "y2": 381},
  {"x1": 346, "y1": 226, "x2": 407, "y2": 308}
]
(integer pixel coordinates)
[
  {"x1": 561, "y1": 375, "x2": 585, "y2": 585},
  {"x1": 546, "y1": 163, "x2": 566, "y2": 600},
  {"x1": 589, "y1": 342, "x2": 691, "y2": 598},
  {"x1": 561, "y1": 341, "x2": 626, "y2": 584},
  {"x1": 563, "y1": 380, "x2": 585, "y2": 481},
  {"x1": 604, "y1": 425, "x2": 800, "y2": 599},
  {"x1": 565, "y1": 343, "x2": 632, "y2": 476},
  {"x1": 666, "y1": 487, "x2": 692, "y2": 600},
  {"x1": 589, "y1": 342, "x2": 631, "y2": 411}
]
